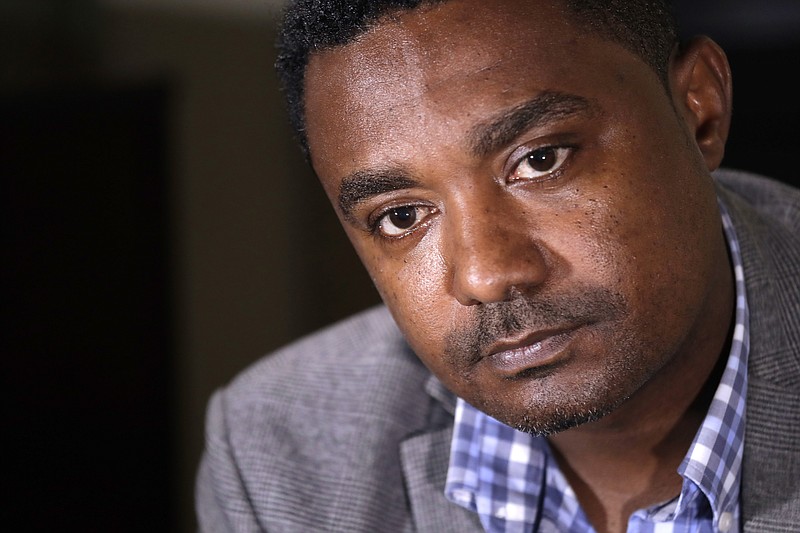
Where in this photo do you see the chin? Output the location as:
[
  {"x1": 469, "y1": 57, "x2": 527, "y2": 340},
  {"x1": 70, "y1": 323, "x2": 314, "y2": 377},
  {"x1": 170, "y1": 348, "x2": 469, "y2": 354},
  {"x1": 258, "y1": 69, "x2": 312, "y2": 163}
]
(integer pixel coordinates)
[
  {"x1": 509, "y1": 404, "x2": 618, "y2": 436},
  {"x1": 474, "y1": 376, "x2": 634, "y2": 436}
]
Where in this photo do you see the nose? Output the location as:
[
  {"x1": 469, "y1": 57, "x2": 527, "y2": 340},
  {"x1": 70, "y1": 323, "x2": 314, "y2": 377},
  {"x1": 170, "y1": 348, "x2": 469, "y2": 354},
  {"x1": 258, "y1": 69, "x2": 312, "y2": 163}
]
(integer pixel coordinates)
[{"x1": 444, "y1": 193, "x2": 548, "y2": 306}]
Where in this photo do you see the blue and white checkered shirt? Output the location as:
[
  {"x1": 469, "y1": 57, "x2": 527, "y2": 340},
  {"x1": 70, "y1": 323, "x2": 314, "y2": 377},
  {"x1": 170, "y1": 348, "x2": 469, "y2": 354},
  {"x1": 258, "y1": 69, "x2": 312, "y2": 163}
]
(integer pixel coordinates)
[{"x1": 445, "y1": 203, "x2": 750, "y2": 533}]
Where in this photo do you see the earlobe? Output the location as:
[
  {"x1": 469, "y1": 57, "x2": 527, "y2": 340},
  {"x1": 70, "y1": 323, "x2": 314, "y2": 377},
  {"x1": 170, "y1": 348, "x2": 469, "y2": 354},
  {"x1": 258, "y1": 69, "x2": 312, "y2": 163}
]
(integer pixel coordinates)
[{"x1": 669, "y1": 36, "x2": 733, "y2": 171}]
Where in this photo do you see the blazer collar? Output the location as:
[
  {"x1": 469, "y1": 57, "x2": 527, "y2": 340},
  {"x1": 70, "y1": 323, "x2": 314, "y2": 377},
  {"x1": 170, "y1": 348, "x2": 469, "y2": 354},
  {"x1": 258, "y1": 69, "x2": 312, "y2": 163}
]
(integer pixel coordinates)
[
  {"x1": 395, "y1": 374, "x2": 480, "y2": 532},
  {"x1": 716, "y1": 182, "x2": 800, "y2": 531}
]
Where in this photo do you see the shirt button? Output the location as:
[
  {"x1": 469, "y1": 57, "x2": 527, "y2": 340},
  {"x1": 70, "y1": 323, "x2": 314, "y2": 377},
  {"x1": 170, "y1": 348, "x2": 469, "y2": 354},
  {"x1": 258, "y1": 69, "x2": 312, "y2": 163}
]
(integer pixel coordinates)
[
  {"x1": 719, "y1": 511, "x2": 734, "y2": 532},
  {"x1": 451, "y1": 489, "x2": 471, "y2": 504}
]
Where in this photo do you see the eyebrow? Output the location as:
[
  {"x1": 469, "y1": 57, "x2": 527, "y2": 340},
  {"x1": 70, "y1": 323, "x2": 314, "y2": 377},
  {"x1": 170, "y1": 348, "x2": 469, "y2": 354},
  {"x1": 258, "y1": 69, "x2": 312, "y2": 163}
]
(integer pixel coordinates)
[
  {"x1": 338, "y1": 168, "x2": 419, "y2": 222},
  {"x1": 336, "y1": 92, "x2": 594, "y2": 220},
  {"x1": 468, "y1": 91, "x2": 594, "y2": 157}
]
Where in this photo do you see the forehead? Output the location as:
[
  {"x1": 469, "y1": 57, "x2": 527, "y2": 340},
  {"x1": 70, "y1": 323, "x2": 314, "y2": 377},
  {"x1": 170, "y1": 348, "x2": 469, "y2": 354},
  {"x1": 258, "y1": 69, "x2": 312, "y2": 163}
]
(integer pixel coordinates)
[
  {"x1": 303, "y1": 0, "x2": 636, "y2": 181},
  {"x1": 308, "y1": 1, "x2": 572, "y2": 98}
]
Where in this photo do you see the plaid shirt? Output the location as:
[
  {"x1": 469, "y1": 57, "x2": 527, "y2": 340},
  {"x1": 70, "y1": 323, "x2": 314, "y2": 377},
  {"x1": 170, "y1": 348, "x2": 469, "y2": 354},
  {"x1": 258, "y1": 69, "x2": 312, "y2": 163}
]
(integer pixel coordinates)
[{"x1": 445, "y1": 203, "x2": 750, "y2": 533}]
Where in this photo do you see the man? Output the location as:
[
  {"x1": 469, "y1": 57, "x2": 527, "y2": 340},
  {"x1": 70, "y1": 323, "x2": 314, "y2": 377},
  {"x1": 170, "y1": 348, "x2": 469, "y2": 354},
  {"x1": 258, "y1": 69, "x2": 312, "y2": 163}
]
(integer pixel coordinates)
[{"x1": 195, "y1": 0, "x2": 800, "y2": 531}]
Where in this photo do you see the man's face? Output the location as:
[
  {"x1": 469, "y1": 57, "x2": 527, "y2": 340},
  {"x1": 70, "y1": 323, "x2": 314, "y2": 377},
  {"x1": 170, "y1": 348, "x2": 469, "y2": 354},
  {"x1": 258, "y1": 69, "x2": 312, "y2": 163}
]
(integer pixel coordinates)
[{"x1": 303, "y1": 0, "x2": 731, "y2": 434}]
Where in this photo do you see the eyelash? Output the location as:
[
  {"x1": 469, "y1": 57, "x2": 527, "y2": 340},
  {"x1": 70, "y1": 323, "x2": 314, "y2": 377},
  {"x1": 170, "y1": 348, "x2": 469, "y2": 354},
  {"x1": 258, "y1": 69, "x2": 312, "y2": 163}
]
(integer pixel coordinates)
[
  {"x1": 367, "y1": 144, "x2": 576, "y2": 240},
  {"x1": 507, "y1": 145, "x2": 574, "y2": 184},
  {"x1": 369, "y1": 204, "x2": 437, "y2": 240}
]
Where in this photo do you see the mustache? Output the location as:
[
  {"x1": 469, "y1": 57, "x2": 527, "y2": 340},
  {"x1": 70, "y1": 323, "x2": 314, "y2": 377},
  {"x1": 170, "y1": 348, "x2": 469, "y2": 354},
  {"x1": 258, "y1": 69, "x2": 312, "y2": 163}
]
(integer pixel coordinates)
[{"x1": 443, "y1": 286, "x2": 626, "y2": 368}]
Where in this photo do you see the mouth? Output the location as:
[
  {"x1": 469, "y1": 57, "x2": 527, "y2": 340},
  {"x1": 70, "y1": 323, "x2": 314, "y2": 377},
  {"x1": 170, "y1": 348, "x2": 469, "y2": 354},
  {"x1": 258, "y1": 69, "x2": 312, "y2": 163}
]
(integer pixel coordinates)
[{"x1": 485, "y1": 325, "x2": 583, "y2": 378}]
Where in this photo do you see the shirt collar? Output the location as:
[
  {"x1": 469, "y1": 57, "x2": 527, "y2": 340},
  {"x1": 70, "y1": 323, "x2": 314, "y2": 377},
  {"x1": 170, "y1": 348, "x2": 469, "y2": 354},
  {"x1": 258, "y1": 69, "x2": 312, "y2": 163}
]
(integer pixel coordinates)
[{"x1": 675, "y1": 199, "x2": 750, "y2": 523}]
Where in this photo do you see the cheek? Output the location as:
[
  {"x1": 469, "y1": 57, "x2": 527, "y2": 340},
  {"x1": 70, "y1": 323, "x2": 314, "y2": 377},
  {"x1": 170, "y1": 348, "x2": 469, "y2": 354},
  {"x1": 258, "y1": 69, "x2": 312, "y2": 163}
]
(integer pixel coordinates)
[
  {"x1": 359, "y1": 233, "x2": 454, "y2": 355},
  {"x1": 536, "y1": 190, "x2": 625, "y2": 290},
  {"x1": 581, "y1": 174, "x2": 717, "y2": 335},
  {"x1": 588, "y1": 198, "x2": 665, "y2": 297}
]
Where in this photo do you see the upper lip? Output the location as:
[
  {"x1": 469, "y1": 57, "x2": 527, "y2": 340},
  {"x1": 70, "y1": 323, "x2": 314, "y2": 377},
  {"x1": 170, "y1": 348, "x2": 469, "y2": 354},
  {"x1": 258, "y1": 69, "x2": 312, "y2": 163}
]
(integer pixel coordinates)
[{"x1": 484, "y1": 324, "x2": 581, "y2": 359}]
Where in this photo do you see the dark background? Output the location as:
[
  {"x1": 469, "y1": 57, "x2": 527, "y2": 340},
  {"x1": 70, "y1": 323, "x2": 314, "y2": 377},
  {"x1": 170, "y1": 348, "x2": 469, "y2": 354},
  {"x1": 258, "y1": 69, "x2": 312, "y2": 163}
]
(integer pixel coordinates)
[{"x1": 3, "y1": 1, "x2": 798, "y2": 531}]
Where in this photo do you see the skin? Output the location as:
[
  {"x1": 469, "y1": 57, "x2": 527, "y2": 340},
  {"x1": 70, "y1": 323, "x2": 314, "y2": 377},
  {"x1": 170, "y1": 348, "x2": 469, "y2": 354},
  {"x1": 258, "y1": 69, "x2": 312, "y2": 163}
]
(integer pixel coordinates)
[{"x1": 303, "y1": 0, "x2": 734, "y2": 531}]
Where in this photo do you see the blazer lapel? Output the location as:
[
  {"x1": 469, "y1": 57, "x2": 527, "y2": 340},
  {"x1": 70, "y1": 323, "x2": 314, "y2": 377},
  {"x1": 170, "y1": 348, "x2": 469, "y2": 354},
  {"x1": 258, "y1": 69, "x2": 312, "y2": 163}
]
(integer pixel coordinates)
[
  {"x1": 400, "y1": 425, "x2": 484, "y2": 533},
  {"x1": 719, "y1": 184, "x2": 800, "y2": 531},
  {"x1": 400, "y1": 376, "x2": 483, "y2": 533}
]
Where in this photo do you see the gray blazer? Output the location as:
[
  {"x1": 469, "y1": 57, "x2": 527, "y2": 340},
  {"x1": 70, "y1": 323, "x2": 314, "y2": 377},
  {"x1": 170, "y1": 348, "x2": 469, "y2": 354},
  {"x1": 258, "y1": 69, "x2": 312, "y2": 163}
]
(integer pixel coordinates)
[{"x1": 196, "y1": 169, "x2": 800, "y2": 532}]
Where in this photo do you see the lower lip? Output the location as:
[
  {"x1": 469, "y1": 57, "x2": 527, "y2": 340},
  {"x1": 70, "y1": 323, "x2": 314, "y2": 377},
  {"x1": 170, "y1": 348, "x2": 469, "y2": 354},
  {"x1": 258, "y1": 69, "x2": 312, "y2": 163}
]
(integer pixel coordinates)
[{"x1": 488, "y1": 330, "x2": 577, "y2": 377}]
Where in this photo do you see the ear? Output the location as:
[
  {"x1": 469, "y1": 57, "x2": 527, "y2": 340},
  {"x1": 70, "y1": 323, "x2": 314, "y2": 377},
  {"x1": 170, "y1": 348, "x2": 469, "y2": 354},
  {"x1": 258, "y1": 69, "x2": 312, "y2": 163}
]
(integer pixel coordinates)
[{"x1": 669, "y1": 36, "x2": 733, "y2": 171}]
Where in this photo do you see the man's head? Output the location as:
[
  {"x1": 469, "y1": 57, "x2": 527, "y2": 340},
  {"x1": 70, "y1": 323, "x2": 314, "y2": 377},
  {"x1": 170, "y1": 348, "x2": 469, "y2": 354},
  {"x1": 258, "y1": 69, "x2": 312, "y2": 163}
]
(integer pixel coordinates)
[{"x1": 276, "y1": 0, "x2": 734, "y2": 435}]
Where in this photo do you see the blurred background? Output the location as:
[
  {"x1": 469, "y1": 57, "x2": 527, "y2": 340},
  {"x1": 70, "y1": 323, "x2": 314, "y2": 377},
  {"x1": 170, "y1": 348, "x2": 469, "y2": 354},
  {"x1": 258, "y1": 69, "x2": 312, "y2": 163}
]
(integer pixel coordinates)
[{"x1": 3, "y1": 0, "x2": 798, "y2": 531}]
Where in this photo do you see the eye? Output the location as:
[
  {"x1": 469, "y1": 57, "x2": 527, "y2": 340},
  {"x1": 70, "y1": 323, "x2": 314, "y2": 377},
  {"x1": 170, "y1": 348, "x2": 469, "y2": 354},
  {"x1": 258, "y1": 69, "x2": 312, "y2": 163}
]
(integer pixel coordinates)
[
  {"x1": 376, "y1": 205, "x2": 434, "y2": 238},
  {"x1": 510, "y1": 146, "x2": 571, "y2": 182}
]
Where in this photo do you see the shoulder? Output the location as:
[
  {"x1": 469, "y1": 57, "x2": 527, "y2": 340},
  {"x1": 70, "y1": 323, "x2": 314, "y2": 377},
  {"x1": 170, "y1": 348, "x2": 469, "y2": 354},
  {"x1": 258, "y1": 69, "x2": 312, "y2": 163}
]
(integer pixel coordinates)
[
  {"x1": 717, "y1": 171, "x2": 800, "y2": 529},
  {"x1": 713, "y1": 168, "x2": 800, "y2": 277},
  {"x1": 220, "y1": 303, "x2": 429, "y2": 423},
  {"x1": 715, "y1": 168, "x2": 800, "y2": 383},
  {"x1": 198, "y1": 305, "x2": 434, "y2": 530},
  {"x1": 713, "y1": 167, "x2": 800, "y2": 231}
]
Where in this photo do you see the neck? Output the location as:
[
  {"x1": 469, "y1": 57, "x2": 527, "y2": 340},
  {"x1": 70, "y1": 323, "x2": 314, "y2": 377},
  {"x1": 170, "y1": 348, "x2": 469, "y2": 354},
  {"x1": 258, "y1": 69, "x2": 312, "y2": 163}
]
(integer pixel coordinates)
[{"x1": 548, "y1": 353, "x2": 728, "y2": 533}]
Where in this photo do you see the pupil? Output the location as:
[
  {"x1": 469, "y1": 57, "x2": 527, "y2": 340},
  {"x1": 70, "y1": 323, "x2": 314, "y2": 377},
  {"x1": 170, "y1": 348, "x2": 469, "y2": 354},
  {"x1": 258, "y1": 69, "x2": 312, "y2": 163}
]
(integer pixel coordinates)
[
  {"x1": 389, "y1": 207, "x2": 416, "y2": 229},
  {"x1": 528, "y1": 148, "x2": 555, "y2": 171}
]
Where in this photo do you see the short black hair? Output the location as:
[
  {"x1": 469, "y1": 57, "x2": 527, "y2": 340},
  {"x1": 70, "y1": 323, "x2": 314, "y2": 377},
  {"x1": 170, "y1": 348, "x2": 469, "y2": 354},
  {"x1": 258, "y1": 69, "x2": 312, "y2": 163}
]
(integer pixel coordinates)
[{"x1": 275, "y1": 0, "x2": 679, "y2": 157}]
